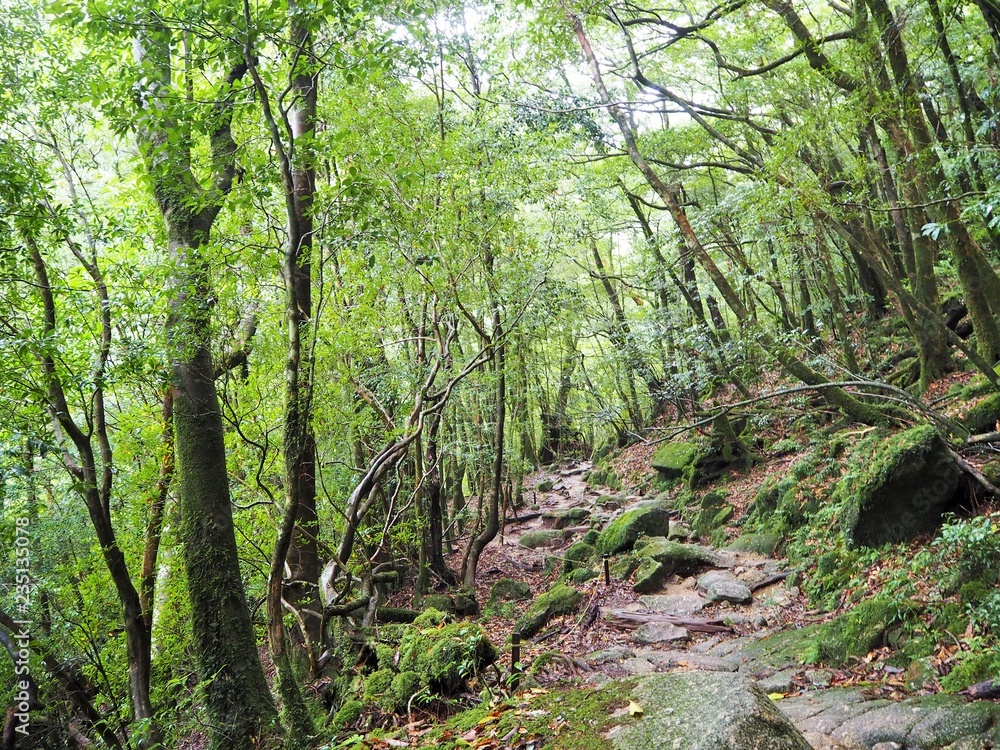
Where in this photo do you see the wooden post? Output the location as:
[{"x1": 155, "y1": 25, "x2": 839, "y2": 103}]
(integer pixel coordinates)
[
  {"x1": 603, "y1": 554, "x2": 611, "y2": 586},
  {"x1": 511, "y1": 632, "x2": 522, "y2": 690}
]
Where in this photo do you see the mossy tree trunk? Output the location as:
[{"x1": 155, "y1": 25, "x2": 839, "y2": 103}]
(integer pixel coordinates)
[{"x1": 133, "y1": 22, "x2": 277, "y2": 749}]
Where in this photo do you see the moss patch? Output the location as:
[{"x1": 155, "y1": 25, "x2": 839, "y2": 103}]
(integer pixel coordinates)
[
  {"x1": 563, "y1": 542, "x2": 598, "y2": 573},
  {"x1": 424, "y1": 679, "x2": 636, "y2": 750},
  {"x1": 519, "y1": 529, "x2": 566, "y2": 549},
  {"x1": 489, "y1": 578, "x2": 531, "y2": 602},
  {"x1": 960, "y1": 392, "x2": 1000, "y2": 434},
  {"x1": 597, "y1": 507, "x2": 672, "y2": 554},
  {"x1": 652, "y1": 441, "x2": 699, "y2": 478},
  {"x1": 514, "y1": 583, "x2": 583, "y2": 637},
  {"x1": 834, "y1": 426, "x2": 960, "y2": 547}
]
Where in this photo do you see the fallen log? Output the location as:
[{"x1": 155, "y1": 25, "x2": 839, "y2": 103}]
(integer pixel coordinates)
[
  {"x1": 604, "y1": 609, "x2": 733, "y2": 633},
  {"x1": 967, "y1": 431, "x2": 1000, "y2": 446},
  {"x1": 948, "y1": 448, "x2": 1000, "y2": 499},
  {"x1": 963, "y1": 678, "x2": 1000, "y2": 700},
  {"x1": 749, "y1": 572, "x2": 789, "y2": 593},
  {"x1": 504, "y1": 511, "x2": 543, "y2": 524}
]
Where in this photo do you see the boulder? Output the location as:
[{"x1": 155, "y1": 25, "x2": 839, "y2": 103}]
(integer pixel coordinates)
[
  {"x1": 488, "y1": 578, "x2": 531, "y2": 602},
  {"x1": 513, "y1": 583, "x2": 582, "y2": 637},
  {"x1": 698, "y1": 571, "x2": 753, "y2": 604},
  {"x1": 611, "y1": 672, "x2": 811, "y2": 750},
  {"x1": 638, "y1": 594, "x2": 707, "y2": 616},
  {"x1": 597, "y1": 507, "x2": 672, "y2": 554},
  {"x1": 652, "y1": 441, "x2": 700, "y2": 479},
  {"x1": 545, "y1": 506, "x2": 591, "y2": 529},
  {"x1": 960, "y1": 392, "x2": 1000, "y2": 434},
  {"x1": 632, "y1": 622, "x2": 689, "y2": 645},
  {"x1": 835, "y1": 426, "x2": 961, "y2": 547},
  {"x1": 630, "y1": 540, "x2": 733, "y2": 593},
  {"x1": 562, "y1": 541, "x2": 598, "y2": 573},
  {"x1": 518, "y1": 529, "x2": 565, "y2": 549}
]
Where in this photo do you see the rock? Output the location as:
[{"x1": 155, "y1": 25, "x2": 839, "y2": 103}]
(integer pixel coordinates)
[
  {"x1": 804, "y1": 669, "x2": 833, "y2": 688},
  {"x1": 961, "y1": 392, "x2": 1000, "y2": 434},
  {"x1": 639, "y1": 650, "x2": 739, "y2": 672},
  {"x1": 537, "y1": 480, "x2": 555, "y2": 492},
  {"x1": 545, "y1": 506, "x2": 591, "y2": 529},
  {"x1": 905, "y1": 656, "x2": 938, "y2": 691},
  {"x1": 513, "y1": 583, "x2": 583, "y2": 637},
  {"x1": 584, "y1": 672, "x2": 613, "y2": 687},
  {"x1": 651, "y1": 441, "x2": 700, "y2": 479},
  {"x1": 421, "y1": 594, "x2": 456, "y2": 613},
  {"x1": 727, "y1": 531, "x2": 783, "y2": 556},
  {"x1": 488, "y1": 578, "x2": 531, "y2": 602},
  {"x1": 638, "y1": 594, "x2": 707, "y2": 616},
  {"x1": 757, "y1": 668, "x2": 798, "y2": 694},
  {"x1": 610, "y1": 672, "x2": 812, "y2": 750},
  {"x1": 518, "y1": 529, "x2": 565, "y2": 549},
  {"x1": 597, "y1": 506, "x2": 673, "y2": 554},
  {"x1": 621, "y1": 657, "x2": 656, "y2": 675},
  {"x1": 587, "y1": 646, "x2": 635, "y2": 666},
  {"x1": 698, "y1": 571, "x2": 753, "y2": 604},
  {"x1": 871, "y1": 744, "x2": 902, "y2": 750},
  {"x1": 632, "y1": 622, "x2": 689, "y2": 645},
  {"x1": 566, "y1": 567, "x2": 598, "y2": 584},
  {"x1": 835, "y1": 425, "x2": 962, "y2": 547},
  {"x1": 562, "y1": 541, "x2": 598, "y2": 573},
  {"x1": 396, "y1": 621, "x2": 498, "y2": 694}
]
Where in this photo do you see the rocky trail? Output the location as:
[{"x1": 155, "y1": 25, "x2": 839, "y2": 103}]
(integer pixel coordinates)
[{"x1": 474, "y1": 459, "x2": 1000, "y2": 750}]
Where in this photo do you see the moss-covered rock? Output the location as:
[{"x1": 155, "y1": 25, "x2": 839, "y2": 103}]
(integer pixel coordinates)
[
  {"x1": 489, "y1": 578, "x2": 531, "y2": 602},
  {"x1": 563, "y1": 541, "x2": 598, "y2": 573},
  {"x1": 391, "y1": 671, "x2": 423, "y2": 710},
  {"x1": 961, "y1": 392, "x2": 1000, "y2": 434},
  {"x1": 518, "y1": 529, "x2": 565, "y2": 549},
  {"x1": 363, "y1": 668, "x2": 394, "y2": 701},
  {"x1": 834, "y1": 426, "x2": 961, "y2": 547},
  {"x1": 597, "y1": 507, "x2": 672, "y2": 554},
  {"x1": 421, "y1": 594, "x2": 456, "y2": 614},
  {"x1": 652, "y1": 442, "x2": 700, "y2": 479},
  {"x1": 629, "y1": 540, "x2": 730, "y2": 594},
  {"x1": 398, "y1": 622, "x2": 498, "y2": 693},
  {"x1": 514, "y1": 583, "x2": 583, "y2": 637},
  {"x1": 727, "y1": 531, "x2": 782, "y2": 556},
  {"x1": 332, "y1": 699, "x2": 364, "y2": 729},
  {"x1": 613, "y1": 673, "x2": 811, "y2": 750},
  {"x1": 811, "y1": 599, "x2": 910, "y2": 665},
  {"x1": 537, "y1": 480, "x2": 555, "y2": 492},
  {"x1": 412, "y1": 607, "x2": 450, "y2": 629},
  {"x1": 545, "y1": 506, "x2": 591, "y2": 529},
  {"x1": 566, "y1": 567, "x2": 599, "y2": 584}
]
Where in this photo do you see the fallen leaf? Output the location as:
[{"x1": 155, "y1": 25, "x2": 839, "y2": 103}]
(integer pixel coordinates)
[
  {"x1": 627, "y1": 700, "x2": 644, "y2": 717},
  {"x1": 768, "y1": 692, "x2": 785, "y2": 701}
]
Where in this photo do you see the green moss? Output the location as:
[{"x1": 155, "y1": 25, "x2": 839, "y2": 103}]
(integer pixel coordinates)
[
  {"x1": 961, "y1": 392, "x2": 1000, "y2": 434},
  {"x1": 421, "y1": 594, "x2": 455, "y2": 613},
  {"x1": 811, "y1": 599, "x2": 912, "y2": 665},
  {"x1": 364, "y1": 669, "x2": 394, "y2": 701},
  {"x1": 610, "y1": 554, "x2": 640, "y2": 579},
  {"x1": 566, "y1": 567, "x2": 598, "y2": 584},
  {"x1": 518, "y1": 529, "x2": 565, "y2": 549},
  {"x1": 374, "y1": 643, "x2": 398, "y2": 671},
  {"x1": 489, "y1": 578, "x2": 531, "y2": 602},
  {"x1": 332, "y1": 699, "x2": 364, "y2": 729},
  {"x1": 834, "y1": 426, "x2": 960, "y2": 547},
  {"x1": 413, "y1": 607, "x2": 451, "y2": 629},
  {"x1": 597, "y1": 506, "x2": 672, "y2": 554},
  {"x1": 563, "y1": 542, "x2": 598, "y2": 573},
  {"x1": 398, "y1": 622, "x2": 498, "y2": 693},
  {"x1": 652, "y1": 441, "x2": 699, "y2": 478},
  {"x1": 941, "y1": 649, "x2": 1000, "y2": 692},
  {"x1": 514, "y1": 583, "x2": 583, "y2": 637},
  {"x1": 390, "y1": 671, "x2": 423, "y2": 710},
  {"x1": 727, "y1": 531, "x2": 782, "y2": 556},
  {"x1": 426, "y1": 679, "x2": 635, "y2": 750},
  {"x1": 538, "y1": 480, "x2": 555, "y2": 492},
  {"x1": 581, "y1": 529, "x2": 600, "y2": 546}
]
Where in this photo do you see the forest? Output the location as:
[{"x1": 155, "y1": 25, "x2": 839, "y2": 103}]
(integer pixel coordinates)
[{"x1": 2, "y1": 0, "x2": 1000, "y2": 746}]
